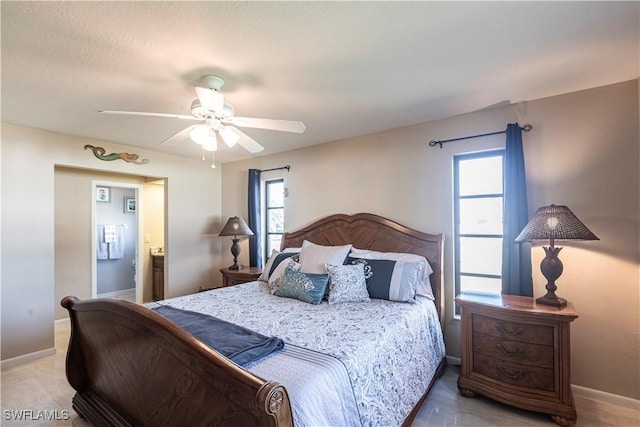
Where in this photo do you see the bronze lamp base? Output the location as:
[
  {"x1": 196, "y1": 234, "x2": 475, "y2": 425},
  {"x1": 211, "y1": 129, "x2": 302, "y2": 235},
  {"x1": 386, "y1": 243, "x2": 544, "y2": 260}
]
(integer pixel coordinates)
[{"x1": 537, "y1": 245, "x2": 567, "y2": 308}]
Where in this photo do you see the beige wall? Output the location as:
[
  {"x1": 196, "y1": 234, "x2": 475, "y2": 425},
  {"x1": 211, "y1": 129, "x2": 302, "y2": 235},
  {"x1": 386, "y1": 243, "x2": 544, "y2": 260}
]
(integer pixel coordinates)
[
  {"x1": 221, "y1": 80, "x2": 639, "y2": 399},
  {"x1": 143, "y1": 180, "x2": 166, "y2": 302},
  {"x1": 525, "y1": 82, "x2": 639, "y2": 400},
  {"x1": 1, "y1": 124, "x2": 224, "y2": 360}
]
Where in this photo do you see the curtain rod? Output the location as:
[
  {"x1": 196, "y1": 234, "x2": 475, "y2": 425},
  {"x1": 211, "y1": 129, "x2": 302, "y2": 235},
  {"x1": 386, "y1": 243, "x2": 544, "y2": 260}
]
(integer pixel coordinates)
[
  {"x1": 428, "y1": 124, "x2": 533, "y2": 149},
  {"x1": 260, "y1": 165, "x2": 290, "y2": 173}
]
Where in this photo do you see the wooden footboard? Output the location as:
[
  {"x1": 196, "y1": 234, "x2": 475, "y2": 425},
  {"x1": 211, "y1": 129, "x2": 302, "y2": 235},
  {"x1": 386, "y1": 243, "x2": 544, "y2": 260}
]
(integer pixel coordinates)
[{"x1": 61, "y1": 296, "x2": 293, "y2": 427}]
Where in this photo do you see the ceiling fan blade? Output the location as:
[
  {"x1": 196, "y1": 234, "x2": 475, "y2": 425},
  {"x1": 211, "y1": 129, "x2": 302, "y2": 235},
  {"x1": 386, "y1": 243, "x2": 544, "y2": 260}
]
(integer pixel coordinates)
[
  {"x1": 228, "y1": 126, "x2": 264, "y2": 153},
  {"x1": 160, "y1": 125, "x2": 198, "y2": 146},
  {"x1": 195, "y1": 87, "x2": 224, "y2": 112},
  {"x1": 99, "y1": 110, "x2": 198, "y2": 120},
  {"x1": 229, "y1": 116, "x2": 305, "y2": 133}
]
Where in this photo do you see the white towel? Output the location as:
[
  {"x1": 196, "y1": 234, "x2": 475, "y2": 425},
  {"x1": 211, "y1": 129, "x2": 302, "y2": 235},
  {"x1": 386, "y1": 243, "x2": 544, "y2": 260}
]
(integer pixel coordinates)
[
  {"x1": 103, "y1": 225, "x2": 116, "y2": 243},
  {"x1": 96, "y1": 226, "x2": 108, "y2": 260},
  {"x1": 109, "y1": 225, "x2": 126, "y2": 259}
]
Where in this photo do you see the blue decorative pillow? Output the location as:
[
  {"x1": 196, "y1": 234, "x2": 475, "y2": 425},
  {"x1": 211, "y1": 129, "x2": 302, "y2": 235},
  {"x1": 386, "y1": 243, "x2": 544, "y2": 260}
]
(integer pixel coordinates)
[
  {"x1": 349, "y1": 248, "x2": 433, "y2": 298},
  {"x1": 275, "y1": 266, "x2": 329, "y2": 305},
  {"x1": 347, "y1": 257, "x2": 421, "y2": 302}
]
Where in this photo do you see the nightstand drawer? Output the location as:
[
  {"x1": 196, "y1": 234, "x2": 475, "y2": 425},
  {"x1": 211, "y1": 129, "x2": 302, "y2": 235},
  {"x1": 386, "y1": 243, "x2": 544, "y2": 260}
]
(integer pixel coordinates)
[
  {"x1": 474, "y1": 353, "x2": 555, "y2": 392},
  {"x1": 473, "y1": 332, "x2": 554, "y2": 368},
  {"x1": 473, "y1": 313, "x2": 554, "y2": 345}
]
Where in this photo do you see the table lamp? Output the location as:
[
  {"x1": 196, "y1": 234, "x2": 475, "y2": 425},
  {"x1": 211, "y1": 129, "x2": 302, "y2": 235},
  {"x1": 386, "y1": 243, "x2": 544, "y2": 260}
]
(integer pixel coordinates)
[
  {"x1": 515, "y1": 204, "x2": 598, "y2": 307},
  {"x1": 219, "y1": 216, "x2": 254, "y2": 270}
]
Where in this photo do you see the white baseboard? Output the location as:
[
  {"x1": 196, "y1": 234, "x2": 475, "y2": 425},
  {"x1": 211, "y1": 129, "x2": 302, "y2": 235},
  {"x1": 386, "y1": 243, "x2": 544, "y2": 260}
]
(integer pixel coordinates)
[
  {"x1": 1, "y1": 347, "x2": 55, "y2": 370},
  {"x1": 446, "y1": 355, "x2": 461, "y2": 366},
  {"x1": 572, "y1": 384, "x2": 640, "y2": 411},
  {"x1": 97, "y1": 288, "x2": 135, "y2": 299}
]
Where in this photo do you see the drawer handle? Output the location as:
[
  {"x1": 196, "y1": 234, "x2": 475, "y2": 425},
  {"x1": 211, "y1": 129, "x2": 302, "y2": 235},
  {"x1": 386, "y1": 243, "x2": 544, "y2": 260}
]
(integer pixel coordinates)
[
  {"x1": 496, "y1": 343, "x2": 523, "y2": 357},
  {"x1": 497, "y1": 366, "x2": 525, "y2": 379},
  {"x1": 495, "y1": 324, "x2": 522, "y2": 337}
]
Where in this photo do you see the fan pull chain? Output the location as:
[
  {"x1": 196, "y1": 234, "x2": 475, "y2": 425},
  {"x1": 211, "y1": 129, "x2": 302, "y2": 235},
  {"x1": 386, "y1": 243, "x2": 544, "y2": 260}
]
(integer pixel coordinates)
[{"x1": 200, "y1": 146, "x2": 216, "y2": 168}]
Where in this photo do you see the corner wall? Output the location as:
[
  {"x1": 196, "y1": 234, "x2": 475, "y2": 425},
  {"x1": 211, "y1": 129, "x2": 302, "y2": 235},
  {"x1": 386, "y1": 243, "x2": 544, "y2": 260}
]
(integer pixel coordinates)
[{"x1": 221, "y1": 80, "x2": 639, "y2": 399}]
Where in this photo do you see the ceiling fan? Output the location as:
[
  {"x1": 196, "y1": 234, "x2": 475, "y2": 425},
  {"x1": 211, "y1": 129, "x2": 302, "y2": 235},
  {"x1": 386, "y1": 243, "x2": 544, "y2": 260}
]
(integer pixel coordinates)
[{"x1": 99, "y1": 75, "x2": 305, "y2": 165}]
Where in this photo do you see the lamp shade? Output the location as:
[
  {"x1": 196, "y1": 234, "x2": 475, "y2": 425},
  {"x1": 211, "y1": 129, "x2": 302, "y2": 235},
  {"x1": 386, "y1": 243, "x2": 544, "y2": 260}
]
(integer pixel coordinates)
[
  {"x1": 219, "y1": 216, "x2": 254, "y2": 237},
  {"x1": 515, "y1": 204, "x2": 598, "y2": 243}
]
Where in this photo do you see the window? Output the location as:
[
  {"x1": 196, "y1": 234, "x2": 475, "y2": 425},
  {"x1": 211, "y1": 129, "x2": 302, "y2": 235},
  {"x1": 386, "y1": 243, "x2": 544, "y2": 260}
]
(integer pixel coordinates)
[
  {"x1": 264, "y1": 179, "x2": 285, "y2": 260},
  {"x1": 454, "y1": 151, "x2": 504, "y2": 298}
]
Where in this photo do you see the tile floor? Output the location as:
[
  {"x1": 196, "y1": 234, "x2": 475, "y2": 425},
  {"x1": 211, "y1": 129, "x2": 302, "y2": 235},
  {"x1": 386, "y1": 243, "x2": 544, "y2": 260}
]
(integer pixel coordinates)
[
  {"x1": 1, "y1": 322, "x2": 89, "y2": 426},
  {"x1": 1, "y1": 322, "x2": 638, "y2": 426},
  {"x1": 413, "y1": 367, "x2": 639, "y2": 427}
]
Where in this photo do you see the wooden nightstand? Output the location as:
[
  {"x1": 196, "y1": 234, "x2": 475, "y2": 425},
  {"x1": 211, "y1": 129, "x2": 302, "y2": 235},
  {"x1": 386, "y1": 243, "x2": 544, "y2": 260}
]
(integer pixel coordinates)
[
  {"x1": 220, "y1": 267, "x2": 262, "y2": 287},
  {"x1": 456, "y1": 292, "x2": 578, "y2": 427}
]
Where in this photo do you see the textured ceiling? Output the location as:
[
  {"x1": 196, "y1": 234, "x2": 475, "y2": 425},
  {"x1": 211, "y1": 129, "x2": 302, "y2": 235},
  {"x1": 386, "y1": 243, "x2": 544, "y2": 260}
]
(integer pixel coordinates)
[{"x1": 2, "y1": 2, "x2": 638, "y2": 164}]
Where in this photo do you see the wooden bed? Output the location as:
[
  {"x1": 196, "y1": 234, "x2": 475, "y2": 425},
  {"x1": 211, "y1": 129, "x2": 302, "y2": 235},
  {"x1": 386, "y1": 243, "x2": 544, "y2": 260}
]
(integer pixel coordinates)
[{"x1": 61, "y1": 213, "x2": 445, "y2": 427}]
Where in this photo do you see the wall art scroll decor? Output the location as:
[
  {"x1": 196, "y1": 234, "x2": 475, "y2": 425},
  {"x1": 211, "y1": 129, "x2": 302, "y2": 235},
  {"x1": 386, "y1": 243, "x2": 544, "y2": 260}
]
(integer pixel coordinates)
[{"x1": 84, "y1": 145, "x2": 149, "y2": 165}]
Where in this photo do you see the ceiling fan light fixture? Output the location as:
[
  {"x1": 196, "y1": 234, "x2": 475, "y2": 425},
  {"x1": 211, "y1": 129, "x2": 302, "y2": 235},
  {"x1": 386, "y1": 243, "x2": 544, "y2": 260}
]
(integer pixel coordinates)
[
  {"x1": 190, "y1": 124, "x2": 214, "y2": 146},
  {"x1": 220, "y1": 126, "x2": 240, "y2": 147},
  {"x1": 202, "y1": 132, "x2": 218, "y2": 152},
  {"x1": 101, "y1": 74, "x2": 303, "y2": 158},
  {"x1": 202, "y1": 136, "x2": 218, "y2": 151}
]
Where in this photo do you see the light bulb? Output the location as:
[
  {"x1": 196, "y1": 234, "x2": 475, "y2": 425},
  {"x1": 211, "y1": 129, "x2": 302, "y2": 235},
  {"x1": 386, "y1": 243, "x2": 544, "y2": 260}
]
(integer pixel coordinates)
[
  {"x1": 190, "y1": 124, "x2": 213, "y2": 145},
  {"x1": 202, "y1": 132, "x2": 218, "y2": 151}
]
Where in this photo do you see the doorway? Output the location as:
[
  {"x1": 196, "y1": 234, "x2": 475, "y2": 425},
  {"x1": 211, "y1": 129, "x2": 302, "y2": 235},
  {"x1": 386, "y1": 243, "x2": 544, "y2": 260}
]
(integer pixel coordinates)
[
  {"x1": 54, "y1": 167, "x2": 166, "y2": 321},
  {"x1": 92, "y1": 181, "x2": 144, "y2": 303}
]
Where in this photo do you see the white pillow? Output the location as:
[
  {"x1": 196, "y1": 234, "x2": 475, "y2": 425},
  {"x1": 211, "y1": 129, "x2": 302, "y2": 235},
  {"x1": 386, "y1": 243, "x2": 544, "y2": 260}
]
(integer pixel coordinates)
[
  {"x1": 298, "y1": 240, "x2": 352, "y2": 274},
  {"x1": 259, "y1": 249, "x2": 280, "y2": 282},
  {"x1": 259, "y1": 249, "x2": 301, "y2": 282},
  {"x1": 349, "y1": 248, "x2": 434, "y2": 298}
]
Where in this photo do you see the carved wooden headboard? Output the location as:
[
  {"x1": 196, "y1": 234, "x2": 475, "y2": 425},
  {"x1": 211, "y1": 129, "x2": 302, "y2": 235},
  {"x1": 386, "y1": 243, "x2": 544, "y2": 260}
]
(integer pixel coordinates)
[{"x1": 281, "y1": 213, "x2": 444, "y2": 319}]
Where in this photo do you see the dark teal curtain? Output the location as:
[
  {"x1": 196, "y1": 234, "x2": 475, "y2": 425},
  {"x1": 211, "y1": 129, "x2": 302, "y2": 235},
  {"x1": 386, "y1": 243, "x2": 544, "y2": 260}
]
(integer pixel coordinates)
[
  {"x1": 501, "y1": 123, "x2": 533, "y2": 296},
  {"x1": 248, "y1": 169, "x2": 262, "y2": 268}
]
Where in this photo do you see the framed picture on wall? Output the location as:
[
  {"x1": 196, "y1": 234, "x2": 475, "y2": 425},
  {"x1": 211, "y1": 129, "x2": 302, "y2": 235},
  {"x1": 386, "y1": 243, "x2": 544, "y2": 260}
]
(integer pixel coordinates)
[
  {"x1": 124, "y1": 197, "x2": 136, "y2": 213},
  {"x1": 96, "y1": 186, "x2": 110, "y2": 202}
]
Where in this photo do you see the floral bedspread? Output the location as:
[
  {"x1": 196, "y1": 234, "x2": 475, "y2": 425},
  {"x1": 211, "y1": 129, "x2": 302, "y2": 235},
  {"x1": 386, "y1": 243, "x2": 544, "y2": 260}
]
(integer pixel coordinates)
[{"x1": 156, "y1": 282, "x2": 446, "y2": 427}]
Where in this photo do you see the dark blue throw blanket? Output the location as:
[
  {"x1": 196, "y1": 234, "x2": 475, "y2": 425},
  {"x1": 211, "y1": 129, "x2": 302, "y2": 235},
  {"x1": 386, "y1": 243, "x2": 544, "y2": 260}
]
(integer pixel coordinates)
[{"x1": 152, "y1": 305, "x2": 284, "y2": 366}]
